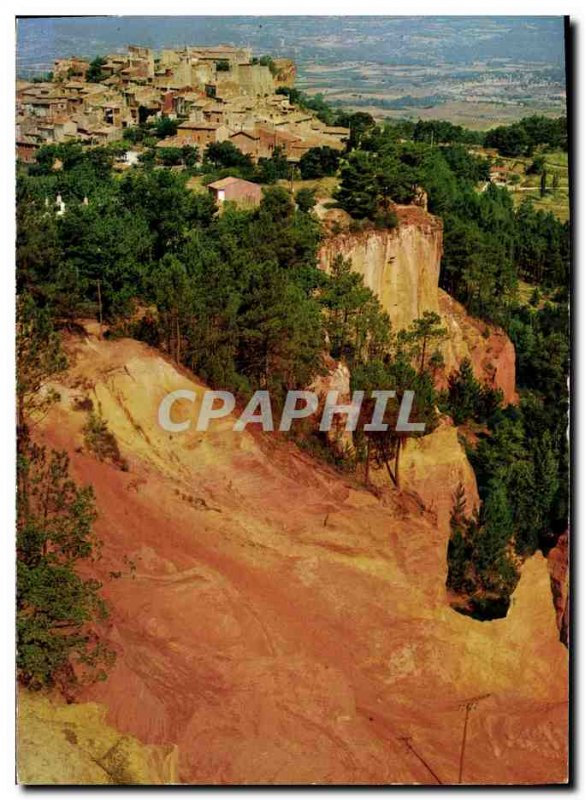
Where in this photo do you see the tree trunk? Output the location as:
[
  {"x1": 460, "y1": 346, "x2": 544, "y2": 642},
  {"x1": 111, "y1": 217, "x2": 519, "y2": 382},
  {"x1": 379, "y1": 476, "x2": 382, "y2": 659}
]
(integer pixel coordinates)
[
  {"x1": 420, "y1": 336, "x2": 427, "y2": 374},
  {"x1": 365, "y1": 438, "x2": 371, "y2": 486},
  {"x1": 381, "y1": 440, "x2": 398, "y2": 488},
  {"x1": 394, "y1": 437, "x2": 402, "y2": 491},
  {"x1": 96, "y1": 279, "x2": 103, "y2": 338}
]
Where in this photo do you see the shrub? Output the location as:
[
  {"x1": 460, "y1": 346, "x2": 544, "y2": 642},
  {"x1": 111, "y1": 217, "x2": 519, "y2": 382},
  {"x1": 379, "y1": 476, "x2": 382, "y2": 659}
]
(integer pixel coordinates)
[
  {"x1": 295, "y1": 187, "x2": 317, "y2": 213},
  {"x1": 83, "y1": 412, "x2": 128, "y2": 470},
  {"x1": 72, "y1": 395, "x2": 94, "y2": 412},
  {"x1": 373, "y1": 208, "x2": 398, "y2": 229}
]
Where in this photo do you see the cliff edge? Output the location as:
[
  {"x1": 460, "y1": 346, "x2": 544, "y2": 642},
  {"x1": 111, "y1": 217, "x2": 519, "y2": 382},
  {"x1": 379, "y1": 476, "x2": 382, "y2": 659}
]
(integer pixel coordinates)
[{"x1": 318, "y1": 206, "x2": 516, "y2": 403}]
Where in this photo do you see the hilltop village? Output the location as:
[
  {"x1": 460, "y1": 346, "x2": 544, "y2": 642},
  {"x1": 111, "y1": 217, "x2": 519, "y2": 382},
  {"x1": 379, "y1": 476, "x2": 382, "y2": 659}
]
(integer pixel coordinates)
[{"x1": 16, "y1": 44, "x2": 349, "y2": 166}]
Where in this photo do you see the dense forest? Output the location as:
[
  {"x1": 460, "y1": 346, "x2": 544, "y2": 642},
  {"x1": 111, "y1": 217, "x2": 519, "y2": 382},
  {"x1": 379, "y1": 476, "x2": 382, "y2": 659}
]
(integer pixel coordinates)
[{"x1": 16, "y1": 106, "x2": 570, "y2": 687}]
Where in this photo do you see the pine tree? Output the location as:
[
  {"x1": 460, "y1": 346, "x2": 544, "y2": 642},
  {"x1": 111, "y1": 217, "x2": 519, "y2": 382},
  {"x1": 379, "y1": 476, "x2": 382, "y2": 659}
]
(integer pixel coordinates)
[
  {"x1": 475, "y1": 480, "x2": 516, "y2": 592},
  {"x1": 335, "y1": 151, "x2": 378, "y2": 219},
  {"x1": 154, "y1": 254, "x2": 191, "y2": 364},
  {"x1": 321, "y1": 254, "x2": 391, "y2": 364},
  {"x1": 16, "y1": 295, "x2": 67, "y2": 444},
  {"x1": 407, "y1": 311, "x2": 447, "y2": 374},
  {"x1": 450, "y1": 482, "x2": 468, "y2": 527},
  {"x1": 552, "y1": 172, "x2": 560, "y2": 192},
  {"x1": 446, "y1": 358, "x2": 479, "y2": 424},
  {"x1": 507, "y1": 459, "x2": 539, "y2": 555},
  {"x1": 17, "y1": 441, "x2": 115, "y2": 692},
  {"x1": 532, "y1": 431, "x2": 559, "y2": 537},
  {"x1": 446, "y1": 483, "x2": 475, "y2": 593}
]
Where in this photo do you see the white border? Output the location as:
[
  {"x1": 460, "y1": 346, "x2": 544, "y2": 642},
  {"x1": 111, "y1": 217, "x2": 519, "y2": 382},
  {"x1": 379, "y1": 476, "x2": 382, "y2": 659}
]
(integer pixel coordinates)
[{"x1": 2, "y1": 4, "x2": 581, "y2": 797}]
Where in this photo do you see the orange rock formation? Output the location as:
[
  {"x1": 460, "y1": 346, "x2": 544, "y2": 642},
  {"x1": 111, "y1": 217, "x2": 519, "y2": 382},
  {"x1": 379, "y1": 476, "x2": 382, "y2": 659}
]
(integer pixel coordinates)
[
  {"x1": 317, "y1": 206, "x2": 517, "y2": 404},
  {"x1": 318, "y1": 206, "x2": 443, "y2": 333},
  {"x1": 27, "y1": 331, "x2": 567, "y2": 785},
  {"x1": 438, "y1": 290, "x2": 517, "y2": 405},
  {"x1": 548, "y1": 532, "x2": 570, "y2": 646}
]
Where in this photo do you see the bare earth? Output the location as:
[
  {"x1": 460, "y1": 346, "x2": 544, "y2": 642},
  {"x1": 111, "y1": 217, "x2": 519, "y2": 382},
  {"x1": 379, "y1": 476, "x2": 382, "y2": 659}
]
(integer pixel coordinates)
[{"x1": 31, "y1": 330, "x2": 568, "y2": 785}]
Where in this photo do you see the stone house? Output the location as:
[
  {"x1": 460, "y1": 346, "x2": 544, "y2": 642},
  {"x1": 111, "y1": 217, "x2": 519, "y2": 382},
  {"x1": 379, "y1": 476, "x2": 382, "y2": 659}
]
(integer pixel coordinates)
[
  {"x1": 229, "y1": 129, "x2": 261, "y2": 159},
  {"x1": 172, "y1": 92, "x2": 205, "y2": 117},
  {"x1": 207, "y1": 176, "x2": 262, "y2": 208},
  {"x1": 52, "y1": 117, "x2": 78, "y2": 142},
  {"x1": 322, "y1": 126, "x2": 350, "y2": 146},
  {"x1": 176, "y1": 121, "x2": 229, "y2": 147},
  {"x1": 202, "y1": 104, "x2": 226, "y2": 125},
  {"x1": 255, "y1": 125, "x2": 301, "y2": 159},
  {"x1": 16, "y1": 136, "x2": 39, "y2": 163}
]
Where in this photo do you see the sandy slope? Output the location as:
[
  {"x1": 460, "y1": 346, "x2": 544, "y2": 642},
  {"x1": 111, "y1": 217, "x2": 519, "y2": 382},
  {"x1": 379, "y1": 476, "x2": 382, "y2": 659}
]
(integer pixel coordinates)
[{"x1": 32, "y1": 329, "x2": 568, "y2": 785}]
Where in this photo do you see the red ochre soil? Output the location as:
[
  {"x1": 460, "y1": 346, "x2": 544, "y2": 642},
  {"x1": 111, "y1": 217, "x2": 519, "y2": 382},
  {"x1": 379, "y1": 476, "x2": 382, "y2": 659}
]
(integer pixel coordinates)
[
  {"x1": 34, "y1": 328, "x2": 568, "y2": 785},
  {"x1": 438, "y1": 289, "x2": 518, "y2": 406}
]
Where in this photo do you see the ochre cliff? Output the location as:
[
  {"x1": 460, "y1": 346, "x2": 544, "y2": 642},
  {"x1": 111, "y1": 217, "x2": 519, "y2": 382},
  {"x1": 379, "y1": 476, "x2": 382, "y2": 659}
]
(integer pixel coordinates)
[
  {"x1": 365, "y1": 417, "x2": 479, "y2": 536},
  {"x1": 548, "y1": 532, "x2": 570, "y2": 646},
  {"x1": 25, "y1": 330, "x2": 567, "y2": 785},
  {"x1": 318, "y1": 205, "x2": 443, "y2": 332},
  {"x1": 401, "y1": 418, "x2": 480, "y2": 532},
  {"x1": 318, "y1": 206, "x2": 517, "y2": 404},
  {"x1": 438, "y1": 290, "x2": 517, "y2": 405}
]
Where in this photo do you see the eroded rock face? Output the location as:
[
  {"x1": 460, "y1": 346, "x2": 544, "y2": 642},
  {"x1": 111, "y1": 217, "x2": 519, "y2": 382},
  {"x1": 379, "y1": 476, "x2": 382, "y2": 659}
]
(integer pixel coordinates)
[
  {"x1": 309, "y1": 356, "x2": 353, "y2": 455},
  {"x1": 27, "y1": 333, "x2": 567, "y2": 785},
  {"x1": 401, "y1": 418, "x2": 480, "y2": 533},
  {"x1": 318, "y1": 205, "x2": 443, "y2": 332},
  {"x1": 318, "y1": 208, "x2": 517, "y2": 404},
  {"x1": 17, "y1": 690, "x2": 178, "y2": 785},
  {"x1": 438, "y1": 290, "x2": 517, "y2": 405},
  {"x1": 548, "y1": 532, "x2": 570, "y2": 646}
]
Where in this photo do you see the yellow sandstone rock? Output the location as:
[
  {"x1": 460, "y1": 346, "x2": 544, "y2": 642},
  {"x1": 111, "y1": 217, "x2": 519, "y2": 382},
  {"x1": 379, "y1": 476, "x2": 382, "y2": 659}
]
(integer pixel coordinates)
[{"x1": 17, "y1": 690, "x2": 178, "y2": 785}]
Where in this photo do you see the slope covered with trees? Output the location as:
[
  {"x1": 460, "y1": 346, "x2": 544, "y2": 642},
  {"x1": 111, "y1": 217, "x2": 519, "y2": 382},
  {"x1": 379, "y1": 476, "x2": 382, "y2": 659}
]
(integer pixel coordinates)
[
  {"x1": 16, "y1": 298, "x2": 114, "y2": 692},
  {"x1": 318, "y1": 114, "x2": 569, "y2": 617},
  {"x1": 16, "y1": 107, "x2": 570, "y2": 633}
]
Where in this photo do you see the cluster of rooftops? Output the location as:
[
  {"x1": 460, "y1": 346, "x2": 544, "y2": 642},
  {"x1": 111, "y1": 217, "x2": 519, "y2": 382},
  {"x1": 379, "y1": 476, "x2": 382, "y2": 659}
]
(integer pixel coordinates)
[{"x1": 16, "y1": 43, "x2": 349, "y2": 166}]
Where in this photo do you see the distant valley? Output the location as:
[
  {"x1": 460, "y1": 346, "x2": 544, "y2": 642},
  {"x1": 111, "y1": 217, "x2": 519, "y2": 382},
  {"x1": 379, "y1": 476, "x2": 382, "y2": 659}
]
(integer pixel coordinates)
[{"x1": 17, "y1": 16, "x2": 567, "y2": 128}]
